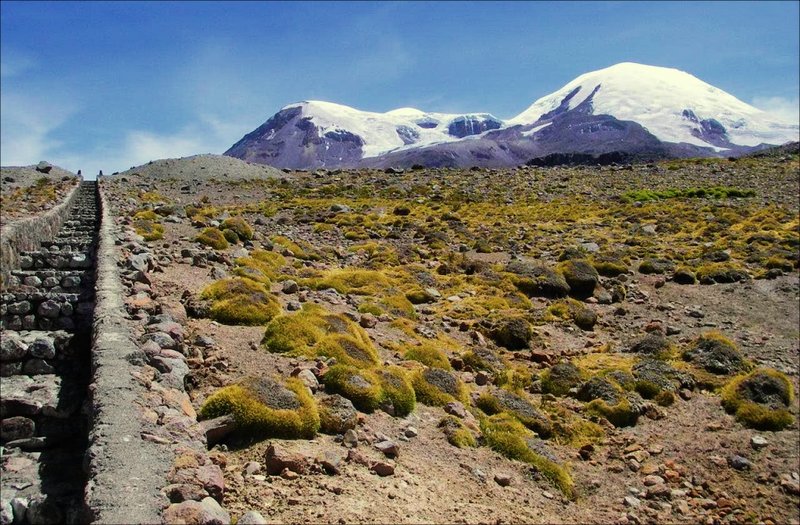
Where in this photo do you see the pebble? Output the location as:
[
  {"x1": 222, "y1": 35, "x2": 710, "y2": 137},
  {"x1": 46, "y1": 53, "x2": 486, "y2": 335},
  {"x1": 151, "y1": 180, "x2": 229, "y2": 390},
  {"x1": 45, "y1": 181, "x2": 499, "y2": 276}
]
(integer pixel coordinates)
[
  {"x1": 643, "y1": 475, "x2": 665, "y2": 486},
  {"x1": 371, "y1": 461, "x2": 395, "y2": 477},
  {"x1": 727, "y1": 455, "x2": 753, "y2": 471},
  {"x1": 624, "y1": 496, "x2": 641, "y2": 508},
  {"x1": 494, "y1": 473, "x2": 512, "y2": 487},
  {"x1": 750, "y1": 435, "x2": 768, "y2": 450},
  {"x1": 474, "y1": 371, "x2": 490, "y2": 386},
  {"x1": 404, "y1": 426, "x2": 418, "y2": 438},
  {"x1": 238, "y1": 510, "x2": 268, "y2": 525},
  {"x1": 343, "y1": 429, "x2": 359, "y2": 448},
  {"x1": 374, "y1": 440, "x2": 399, "y2": 458}
]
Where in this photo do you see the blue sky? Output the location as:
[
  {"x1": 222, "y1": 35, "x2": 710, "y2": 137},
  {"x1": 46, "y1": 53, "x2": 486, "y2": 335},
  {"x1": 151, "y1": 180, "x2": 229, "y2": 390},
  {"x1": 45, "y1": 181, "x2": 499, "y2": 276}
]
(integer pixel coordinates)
[{"x1": 1, "y1": 1, "x2": 798, "y2": 175}]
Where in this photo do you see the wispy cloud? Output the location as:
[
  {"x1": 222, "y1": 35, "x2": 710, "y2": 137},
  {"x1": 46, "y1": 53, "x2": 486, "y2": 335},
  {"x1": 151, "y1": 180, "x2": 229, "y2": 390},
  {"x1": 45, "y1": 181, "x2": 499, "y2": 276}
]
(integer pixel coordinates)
[
  {"x1": 0, "y1": 48, "x2": 37, "y2": 78},
  {"x1": 752, "y1": 96, "x2": 800, "y2": 125},
  {"x1": 52, "y1": 113, "x2": 253, "y2": 177},
  {"x1": 0, "y1": 90, "x2": 77, "y2": 166}
]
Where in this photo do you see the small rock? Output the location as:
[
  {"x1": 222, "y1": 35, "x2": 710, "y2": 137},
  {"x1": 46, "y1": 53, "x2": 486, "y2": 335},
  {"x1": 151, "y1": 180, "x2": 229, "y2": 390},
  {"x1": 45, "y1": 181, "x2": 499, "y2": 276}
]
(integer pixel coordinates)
[
  {"x1": 624, "y1": 496, "x2": 641, "y2": 508},
  {"x1": 643, "y1": 475, "x2": 665, "y2": 486},
  {"x1": 374, "y1": 440, "x2": 399, "y2": 458},
  {"x1": 243, "y1": 461, "x2": 261, "y2": 475},
  {"x1": 318, "y1": 450, "x2": 343, "y2": 475},
  {"x1": 359, "y1": 313, "x2": 378, "y2": 328},
  {"x1": 294, "y1": 368, "x2": 319, "y2": 392},
  {"x1": 404, "y1": 426, "x2": 418, "y2": 438},
  {"x1": 238, "y1": 510, "x2": 268, "y2": 525},
  {"x1": 727, "y1": 455, "x2": 752, "y2": 471},
  {"x1": 645, "y1": 484, "x2": 672, "y2": 500},
  {"x1": 750, "y1": 435, "x2": 768, "y2": 450},
  {"x1": 28, "y1": 339, "x2": 56, "y2": 359},
  {"x1": 265, "y1": 443, "x2": 309, "y2": 475},
  {"x1": 494, "y1": 473, "x2": 512, "y2": 487},
  {"x1": 280, "y1": 468, "x2": 299, "y2": 480},
  {"x1": 444, "y1": 402, "x2": 469, "y2": 419},
  {"x1": 343, "y1": 429, "x2": 359, "y2": 448},
  {"x1": 200, "y1": 414, "x2": 236, "y2": 448},
  {"x1": 282, "y1": 280, "x2": 299, "y2": 294},
  {"x1": 475, "y1": 371, "x2": 490, "y2": 386},
  {"x1": 371, "y1": 461, "x2": 395, "y2": 476}
]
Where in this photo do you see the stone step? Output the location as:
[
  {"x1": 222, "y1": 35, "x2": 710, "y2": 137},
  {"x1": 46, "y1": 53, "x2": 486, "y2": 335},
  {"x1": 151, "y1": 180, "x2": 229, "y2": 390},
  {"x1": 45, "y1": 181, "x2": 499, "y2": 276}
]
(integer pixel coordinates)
[
  {"x1": 0, "y1": 330, "x2": 76, "y2": 377},
  {"x1": 19, "y1": 251, "x2": 93, "y2": 270},
  {"x1": 9, "y1": 270, "x2": 92, "y2": 292},
  {"x1": 1, "y1": 447, "x2": 89, "y2": 523},
  {"x1": 1, "y1": 293, "x2": 94, "y2": 332},
  {"x1": 39, "y1": 240, "x2": 96, "y2": 250},
  {"x1": 0, "y1": 374, "x2": 83, "y2": 420}
]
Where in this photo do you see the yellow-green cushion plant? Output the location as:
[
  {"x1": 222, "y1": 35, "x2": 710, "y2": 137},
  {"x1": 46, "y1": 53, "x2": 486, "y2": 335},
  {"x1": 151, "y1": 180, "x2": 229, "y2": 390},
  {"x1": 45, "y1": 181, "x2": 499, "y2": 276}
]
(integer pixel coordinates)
[
  {"x1": 476, "y1": 388, "x2": 553, "y2": 438},
  {"x1": 682, "y1": 331, "x2": 751, "y2": 388},
  {"x1": 200, "y1": 277, "x2": 281, "y2": 325},
  {"x1": 438, "y1": 415, "x2": 476, "y2": 448},
  {"x1": 578, "y1": 376, "x2": 639, "y2": 427},
  {"x1": 411, "y1": 367, "x2": 468, "y2": 406},
  {"x1": 721, "y1": 368, "x2": 794, "y2": 431},
  {"x1": 199, "y1": 376, "x2": 319, "y2": 439},
  {"x1": 196, "y1": 227, "x2": 229, "y2": 250},
  {"x1": 221, "y1": 216, "x2": 254, "y2": 240},
  {"x1": 261, "y1": 304, "x2": 378, "y2": 366},
  {"x1": 134, "y1": 218, "x2": 164, "y2": 241},
  {"x1": 321, "y1": 364, "x2": 384, "y2": 413},
  {"x1": 403, "y1": 342, "x2": 452, "y2": 370},
  {"x1": 481, "y1": 414, "x2": 575, "y2": 499},
  {"x1": 305, "y1": 268, "x2": 390, "y2": 295},
  {"x1": 375, "y1": 366, "x2": 416, "y2": 417},
  {"x1": 316, "y1": 333, "x2": 379, "y2": 368},
  {"x1": 540, "y1": 362, "x2": 582, "y2": 396}
]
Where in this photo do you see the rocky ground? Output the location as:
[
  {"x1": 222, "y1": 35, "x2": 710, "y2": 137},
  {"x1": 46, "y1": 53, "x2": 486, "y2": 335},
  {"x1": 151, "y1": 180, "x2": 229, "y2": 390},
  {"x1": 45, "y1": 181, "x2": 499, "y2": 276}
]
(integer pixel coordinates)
[
  {"x1": 69, "y1": 149, "x2": 800, "y2": 523},
  {"x1": 0, "y1": 162, "x2": 79, "y2": 224}
]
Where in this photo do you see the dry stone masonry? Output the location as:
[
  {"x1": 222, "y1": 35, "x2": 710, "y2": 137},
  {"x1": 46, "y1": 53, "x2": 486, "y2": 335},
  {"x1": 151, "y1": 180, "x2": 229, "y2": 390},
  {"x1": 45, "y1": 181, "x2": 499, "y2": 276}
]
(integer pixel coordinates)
[{"x1": 1, "y1": 181, "x2": 98, "y2": 524}]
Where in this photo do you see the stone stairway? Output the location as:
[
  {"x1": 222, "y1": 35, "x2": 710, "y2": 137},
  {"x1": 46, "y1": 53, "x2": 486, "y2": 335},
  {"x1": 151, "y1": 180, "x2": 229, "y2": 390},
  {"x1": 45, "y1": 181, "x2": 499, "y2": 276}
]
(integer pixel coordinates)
[{"x1": 1, "y1": 181, "x2": 98, "y2": 524}]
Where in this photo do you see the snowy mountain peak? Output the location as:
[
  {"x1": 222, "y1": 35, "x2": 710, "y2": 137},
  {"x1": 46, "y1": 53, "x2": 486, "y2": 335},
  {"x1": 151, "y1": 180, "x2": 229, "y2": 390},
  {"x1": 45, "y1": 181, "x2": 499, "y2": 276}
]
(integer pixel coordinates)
[
  {"x1": 509, "y1": 62, "x2": 798, "y2": 148},
  {"x1": 227, "y1": 62, "x2": 798, "y2": 169}
]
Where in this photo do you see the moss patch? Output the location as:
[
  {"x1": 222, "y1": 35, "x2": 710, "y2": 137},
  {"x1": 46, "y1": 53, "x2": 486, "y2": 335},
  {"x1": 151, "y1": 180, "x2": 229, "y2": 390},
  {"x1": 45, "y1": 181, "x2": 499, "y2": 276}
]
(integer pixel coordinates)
[
  {"x1": 321, "y1": 365, "x2": 384, "y2": 413},
  {"x1": 721, "y1": 368, "x2": 794, "y2": 430},
  {"x1": 438, "y1": 415, "x2": 477, "y2": 448},
  {"x1": 200, "y1": 277, "x2": 281, "y2": 325},
  {"x1": 199, "y1": 376, "x2": 319, "y2": 439},
  {"x1": 196, "y1": 227, "x2": 229, "y2": 250},
  {"x1": 412, "y1": 367, "x2": 468, "y2": 406},
  {"x1": 262, "y1": 304, "x2": 378, "y2": 367},
  {"x1": 481, "y1": 414, "x2": 575, "y2": 499}
]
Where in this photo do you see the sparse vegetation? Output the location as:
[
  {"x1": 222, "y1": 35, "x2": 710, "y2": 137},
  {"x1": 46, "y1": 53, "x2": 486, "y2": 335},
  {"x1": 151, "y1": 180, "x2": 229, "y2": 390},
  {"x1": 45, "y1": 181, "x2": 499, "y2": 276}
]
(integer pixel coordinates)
[{"x1": 199, "y1": 376, "x2": 319, "y2": 439}]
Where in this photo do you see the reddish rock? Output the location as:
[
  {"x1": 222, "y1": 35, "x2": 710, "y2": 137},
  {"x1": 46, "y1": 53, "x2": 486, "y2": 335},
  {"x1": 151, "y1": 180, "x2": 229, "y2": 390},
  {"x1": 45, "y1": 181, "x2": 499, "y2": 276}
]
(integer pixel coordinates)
[
  {"x1": 371, "y1": 461, "x2": 395, "y2": 476},
  {"x1": 200, "y1": 415, "x2": 236, "y2": 447},
  {"x1": 374, "y1": 440, "x2": 399, "y2": 458},
  {"x1": 161, "y1": 498, "x2": 230, "y2": 525},
  {"x1": 164, "y1": 483, "x2": 208, "y2": 503},
  {"x1": 265, "y1": 443, "x2": 309, "y2": 475},
  {"x1": 196, "y1": 464, "x2": 225, "y2": 501}
]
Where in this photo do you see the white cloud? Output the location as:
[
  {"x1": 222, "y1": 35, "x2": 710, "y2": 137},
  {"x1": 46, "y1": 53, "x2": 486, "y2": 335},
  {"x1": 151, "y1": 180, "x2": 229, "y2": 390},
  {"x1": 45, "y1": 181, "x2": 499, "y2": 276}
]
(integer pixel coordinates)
[
  {"x1": 751, "y1": 96, "x2": 800, "y2": 125},
  {"x1": 0, "y1": 90, "x2": 77, "y2": 167}
]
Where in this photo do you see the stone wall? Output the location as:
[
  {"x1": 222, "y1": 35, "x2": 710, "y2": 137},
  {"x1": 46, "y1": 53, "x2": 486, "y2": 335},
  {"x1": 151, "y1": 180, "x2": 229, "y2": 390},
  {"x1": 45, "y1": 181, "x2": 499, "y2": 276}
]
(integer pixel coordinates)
[
  {"x1": 85, "y1": 186, "x2": 225, "y2": 524},
  {"x1": 0, "y1": 182, "x2": 81, "y2": 286},
  {"x1": 84, "y1": 188, "x2": 172, "y2": 524}
]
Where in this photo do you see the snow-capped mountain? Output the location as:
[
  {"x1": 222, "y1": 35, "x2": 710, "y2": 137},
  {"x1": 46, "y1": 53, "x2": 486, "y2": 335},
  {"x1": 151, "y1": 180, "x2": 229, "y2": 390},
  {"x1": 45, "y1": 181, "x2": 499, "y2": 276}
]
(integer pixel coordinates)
[
  {"x1": 225, "y1": 100, "x2": 502, "y2": 168},
  {"x1": 225, "y1": 63, "x2": 799, "y2": 169}
]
